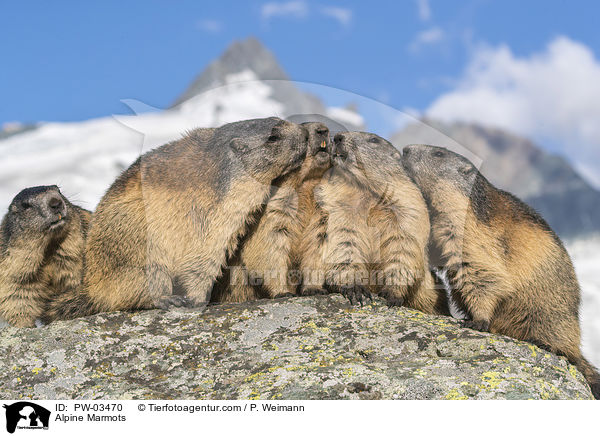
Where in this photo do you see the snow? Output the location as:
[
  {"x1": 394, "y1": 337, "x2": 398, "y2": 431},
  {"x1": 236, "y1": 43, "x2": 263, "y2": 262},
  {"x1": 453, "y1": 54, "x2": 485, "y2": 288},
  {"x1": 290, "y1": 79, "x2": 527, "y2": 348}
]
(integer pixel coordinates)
[
  {"x1": 0, "y1": 70, "x2": 284, "y2": 212},
  {"x1": 567, "y1": 236, "x2": 600, "y2": 368},
  {"x1": 326, "y1": 106, "x2": 365, "y2": 129}
]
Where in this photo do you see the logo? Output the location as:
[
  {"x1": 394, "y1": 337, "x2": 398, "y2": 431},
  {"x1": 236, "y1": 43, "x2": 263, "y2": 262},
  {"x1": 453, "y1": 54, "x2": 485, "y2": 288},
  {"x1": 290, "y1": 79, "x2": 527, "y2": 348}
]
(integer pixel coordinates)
[{"x1": 2, "y1": 402, "x2": 50, "y2": 434}]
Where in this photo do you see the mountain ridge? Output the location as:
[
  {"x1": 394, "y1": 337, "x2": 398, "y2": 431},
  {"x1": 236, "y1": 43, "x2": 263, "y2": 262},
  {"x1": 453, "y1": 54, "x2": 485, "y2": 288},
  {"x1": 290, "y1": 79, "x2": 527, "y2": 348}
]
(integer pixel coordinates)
[
  {"x1": 391, "y1": 119, "x2": 600, "y2": 238},
  {"x1": 171, "y1": 37, "x2": 327, "y2": 117}
]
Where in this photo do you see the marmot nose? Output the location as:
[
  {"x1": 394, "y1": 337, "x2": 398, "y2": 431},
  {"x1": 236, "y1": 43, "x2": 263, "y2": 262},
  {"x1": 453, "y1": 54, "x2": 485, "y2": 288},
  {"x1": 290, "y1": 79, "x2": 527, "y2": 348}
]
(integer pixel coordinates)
[{"x1": 46, "y1": 195, "x2": 64, "y2": 214}]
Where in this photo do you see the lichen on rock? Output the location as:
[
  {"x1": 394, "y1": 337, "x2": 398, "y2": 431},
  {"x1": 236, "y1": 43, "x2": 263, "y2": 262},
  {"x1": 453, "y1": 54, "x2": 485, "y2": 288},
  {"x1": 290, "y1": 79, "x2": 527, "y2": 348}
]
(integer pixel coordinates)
[{"x1": 0, "y1": 295, "x2": 593, "y2": 399}]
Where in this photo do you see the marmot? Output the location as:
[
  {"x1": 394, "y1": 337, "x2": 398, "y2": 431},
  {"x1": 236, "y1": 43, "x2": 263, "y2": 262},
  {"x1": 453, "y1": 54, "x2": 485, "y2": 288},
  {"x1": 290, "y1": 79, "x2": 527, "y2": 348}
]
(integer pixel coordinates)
[
  {"x1": 299, "y1": 132, "x2": 448, "y2": 314},
  {"x1": 211, "y1": 122, "x2": 331, "y2": 303},
  {"x1": 80, "y1": 117, "x2": 309, "y2": 313},
  {"x1": 402, "y1": 143, "x2": 600, "y2": 399},
  {"x1": 0, "y1": 186, "x2": 90, "y2": 327}
]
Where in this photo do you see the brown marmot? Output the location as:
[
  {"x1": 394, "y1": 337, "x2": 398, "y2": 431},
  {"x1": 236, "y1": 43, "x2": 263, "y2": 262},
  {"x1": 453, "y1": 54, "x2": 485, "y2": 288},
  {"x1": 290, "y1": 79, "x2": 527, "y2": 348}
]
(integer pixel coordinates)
[
  {"x1": 80, "y1": 117, "x2": 309, "y2": 313},
  {"x1": 299, "y1": 132, "x2": 448, "y2": 314},
  {"x1": 212, "y1": 122, "x2": 331, "y2": 303},
  {"x1": 0, "y1": 186, "x2": 90, "y2": 327},
  {"x1": 402, "y1": 143, "x2": 600, "y2": 399}
]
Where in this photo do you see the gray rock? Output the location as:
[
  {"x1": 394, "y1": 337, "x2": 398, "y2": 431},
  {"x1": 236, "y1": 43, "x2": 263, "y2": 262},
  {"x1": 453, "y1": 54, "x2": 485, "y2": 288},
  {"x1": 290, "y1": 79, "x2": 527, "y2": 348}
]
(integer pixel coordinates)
[{"x1": 0, "y1": 295, "x2": 593, "y2": 400}]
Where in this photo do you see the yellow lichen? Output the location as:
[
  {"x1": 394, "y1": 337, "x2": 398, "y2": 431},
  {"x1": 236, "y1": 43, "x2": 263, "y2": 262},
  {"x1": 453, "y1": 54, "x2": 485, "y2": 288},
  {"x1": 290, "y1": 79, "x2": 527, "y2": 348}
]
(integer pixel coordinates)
[
  {"x1": 445, "y1": 389, "x2": 468, "y2": 400},
  {"x1": 481, "y1": 371, "x2": 502, "y2": 390},
  {"x1": 536, "y1": 379, "x2": 560, "y2": 399},
  {"x1": 244, "y1": 372, "x2": 265, "y2": 383},
  {"x1": 568, "y1": 365, "x2": 579, "y2": 380},
  {"x1": 527, "y1": 344, "x2": 538, "y2": 357},
  {"x1": 262, "y1": 343, "x2": 279, "y2": 351},
  {"x1": 303, "y1": 321, "x2": 331, "y2": 333},
  {"x1": 247, "y1": 391, "x2": 261, "y2": 400},
  {"x1": 342, "y1": 368, "x2": 355, "y2": 377}
]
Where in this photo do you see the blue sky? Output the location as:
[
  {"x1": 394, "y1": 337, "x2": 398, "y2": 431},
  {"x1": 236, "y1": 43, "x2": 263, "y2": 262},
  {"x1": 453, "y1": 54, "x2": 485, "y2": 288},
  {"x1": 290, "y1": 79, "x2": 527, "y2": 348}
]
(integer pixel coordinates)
[
  {"x1": 1, "y1": 0, "x2": 598, "y2": 124},
  {"x1": 2, "y1": 1, "x2": 600, "y2": 184}
]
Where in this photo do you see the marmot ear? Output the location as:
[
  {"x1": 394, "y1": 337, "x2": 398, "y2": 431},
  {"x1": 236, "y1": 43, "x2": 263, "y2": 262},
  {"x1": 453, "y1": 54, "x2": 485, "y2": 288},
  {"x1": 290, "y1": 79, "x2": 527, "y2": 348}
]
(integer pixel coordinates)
[
  {"x1": 229, "y1": 137, "x2": 249, "y2": 153},
  {"x1": 459, "y1": 165, "x2": 476, "y2": 177}
]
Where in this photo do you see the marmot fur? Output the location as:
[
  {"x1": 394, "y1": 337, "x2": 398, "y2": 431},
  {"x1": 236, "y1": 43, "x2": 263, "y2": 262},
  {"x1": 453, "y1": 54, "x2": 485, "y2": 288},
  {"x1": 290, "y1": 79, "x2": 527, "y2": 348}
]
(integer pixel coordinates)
[
  {"x1": 402, "y1": 143, "x2": 600, "y2": 399},
  {"x1": 212, "y1": 122, "x2": 331, "y2": 303},
  {"x1": 81, "y1": 118, "x2": 309, "y2": 313},
  {"x1": 0, "y1": 186, "x2": 90, "y2": 327},
  {"x1": 299, "y1": 132, "x2": 448, "y2": 314}
]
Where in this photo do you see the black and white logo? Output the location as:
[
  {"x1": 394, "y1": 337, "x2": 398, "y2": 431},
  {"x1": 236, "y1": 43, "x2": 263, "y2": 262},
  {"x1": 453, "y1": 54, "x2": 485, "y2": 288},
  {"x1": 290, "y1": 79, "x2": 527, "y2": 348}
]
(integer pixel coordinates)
[{"x1": 2, "y1": 402, "x2": 50, "y2": 434}]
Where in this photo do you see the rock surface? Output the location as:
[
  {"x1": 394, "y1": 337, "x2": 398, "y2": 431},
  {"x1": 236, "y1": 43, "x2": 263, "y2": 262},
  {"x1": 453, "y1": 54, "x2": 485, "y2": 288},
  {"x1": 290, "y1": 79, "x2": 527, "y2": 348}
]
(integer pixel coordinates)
[{"x1": 0, "y1": 295, "x2": 593, "y2": 400}]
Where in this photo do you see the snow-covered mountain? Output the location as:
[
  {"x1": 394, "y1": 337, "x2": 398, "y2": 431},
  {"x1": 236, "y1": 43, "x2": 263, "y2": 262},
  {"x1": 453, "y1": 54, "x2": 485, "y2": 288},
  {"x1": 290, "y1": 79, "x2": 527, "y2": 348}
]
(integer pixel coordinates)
[
  {"x1": 172, "y1": 37, "x2": 325, "y2": 115},
  {"x1": 0, "y1": 38, "x2": 363, "y2": 213}
]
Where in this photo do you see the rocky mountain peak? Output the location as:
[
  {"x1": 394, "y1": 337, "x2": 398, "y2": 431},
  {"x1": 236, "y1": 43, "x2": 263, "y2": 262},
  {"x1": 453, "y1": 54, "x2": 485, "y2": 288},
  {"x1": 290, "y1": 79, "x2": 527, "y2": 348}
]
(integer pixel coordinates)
[
  {"x1": 172, "y1": 37, "x2": 289, "y2": 107},
  {"x1": 171, "y1": 37, "x2": 332, "y2": 122}
]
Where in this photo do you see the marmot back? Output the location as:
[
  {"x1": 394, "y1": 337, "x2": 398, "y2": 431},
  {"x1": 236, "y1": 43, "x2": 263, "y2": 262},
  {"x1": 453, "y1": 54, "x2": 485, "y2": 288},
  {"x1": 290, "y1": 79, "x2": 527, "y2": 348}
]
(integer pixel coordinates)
[
  {"x1": 80, "y1": 118, "x2": 309, "y2": 314},
  {"x1": 403, "y1": 143, "x2": 600, "y2": 399},
  {"x1": 0, "y1": 186, "x2": 90, "y2": 327},
  {"x1": 299, "y1": 132, "x2": 448, "y2": 314}
]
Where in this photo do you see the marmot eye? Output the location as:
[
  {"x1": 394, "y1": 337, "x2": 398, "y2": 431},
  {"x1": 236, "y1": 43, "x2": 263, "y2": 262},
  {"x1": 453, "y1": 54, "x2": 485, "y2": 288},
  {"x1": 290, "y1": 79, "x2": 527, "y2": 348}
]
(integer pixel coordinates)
[
  {"x1": 433, "y1": 150, "x2": 445, "y2": 158},
  {"x1": 21, "y1": 201, "x2": 32, "y2": 210},
  {"x1": 368, "y1": 137, "x2": 380, "y2": 144},
  {"x1": 267, "y1": 134, "x2": 281, "y2": 143}
]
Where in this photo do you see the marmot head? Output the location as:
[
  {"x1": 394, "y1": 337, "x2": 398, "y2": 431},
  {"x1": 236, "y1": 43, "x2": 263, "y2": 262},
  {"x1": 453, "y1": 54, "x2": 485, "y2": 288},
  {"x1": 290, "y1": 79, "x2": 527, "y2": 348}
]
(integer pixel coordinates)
[
  {"x1": 224, "y1": 117, "x2": 309, "y2": 183},
  {"x1": 331, "y1": 131, "x2": 403, "y2": 189},
  {"x1": 299, "y1": 122, "x2": 331, "y2": 176},
  {"x1": 1, "y1": 186, "x2": 71, "y2": 246},
  {"x1": 402, "y1": 144, "x2": 479, "y2": 201}
]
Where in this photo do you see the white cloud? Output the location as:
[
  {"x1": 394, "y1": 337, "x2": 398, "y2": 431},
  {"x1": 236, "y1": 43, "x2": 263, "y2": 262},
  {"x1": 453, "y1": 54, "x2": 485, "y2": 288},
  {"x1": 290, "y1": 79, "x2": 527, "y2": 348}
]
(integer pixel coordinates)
[
  {"x1": 427, "y1": 37, "x2": 600, "y2": 188},
  {"x1": 416, "y1": 0, "x2": 431, "y2": 22},
  {"x1": 197, "y1": 19, "x2": 223, "y2": 34},
  {"x1": 261, "y1": 1, "x2": 308, "y2": 22},
  {"x1": 408, "y1": 26, "x2": 444, "y2": 53},
  {"x1": 261, "y1": 2, "x2": 353, "y2": 28},
  {"x1": 320, "y1": 6, "x2": 353, "y2": 28}
]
